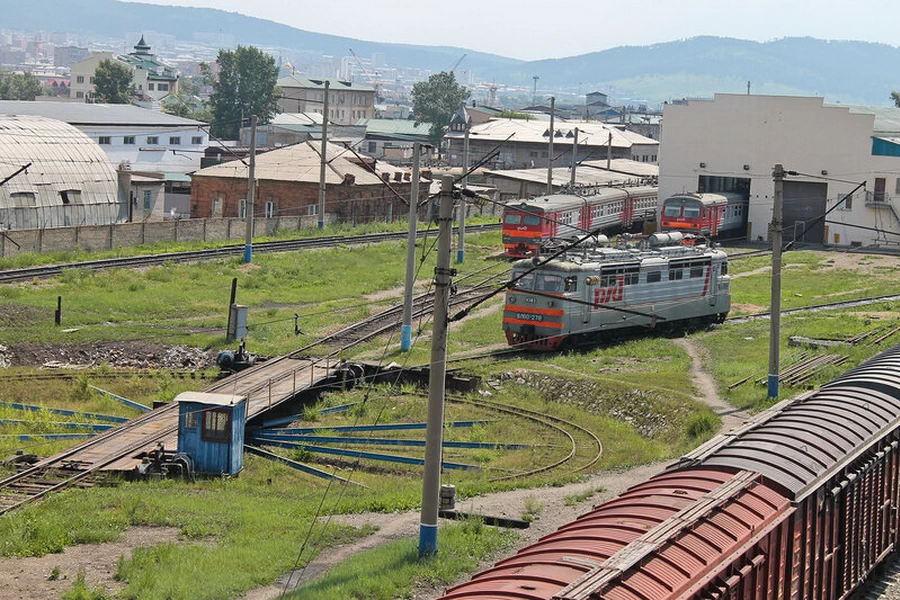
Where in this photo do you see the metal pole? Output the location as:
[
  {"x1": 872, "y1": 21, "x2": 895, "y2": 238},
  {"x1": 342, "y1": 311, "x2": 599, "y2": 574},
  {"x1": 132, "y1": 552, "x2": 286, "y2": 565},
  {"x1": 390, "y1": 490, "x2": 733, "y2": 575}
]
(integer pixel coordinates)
[
  {"x1": 768, "y1": 163, "x2": 785, "y2": 399},
  {"x1": 607, "y1": 131, "x2": 612, "y2": 170},
  {"x1": 457, "y1": 121, "x2": 468, "y2": 264},
  {"x1": 318, "y1": 80, "x2": 330, "y2": 229},
  {"x1": 546, "y1": 96, "x2": 555, "y2": 195},
  {"x1": 570, "y1": 128, "x2": 579, "y2": 187},
  {"x1": 243, "y1": 115, "x2": 257, "y2": 263},
  {"x1": 419, "y1": 175, "x2": 454, "y2": 557},
  {"x1": 401, "y1": 143, "x2": 421, "y2": 351}
]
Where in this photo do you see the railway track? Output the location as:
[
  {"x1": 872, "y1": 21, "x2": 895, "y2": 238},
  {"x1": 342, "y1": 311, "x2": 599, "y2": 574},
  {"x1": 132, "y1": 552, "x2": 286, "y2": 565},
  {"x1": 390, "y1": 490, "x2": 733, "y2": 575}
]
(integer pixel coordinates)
[
  {"x1": 450, "y1": 395, "x2": 603, "y2": 481},
  {"x1": 290, "y1": 265, "x2": 511, "y2": 356},
  {"x1": 0, "y1": 223, "x2": 501, "y2": 284}
]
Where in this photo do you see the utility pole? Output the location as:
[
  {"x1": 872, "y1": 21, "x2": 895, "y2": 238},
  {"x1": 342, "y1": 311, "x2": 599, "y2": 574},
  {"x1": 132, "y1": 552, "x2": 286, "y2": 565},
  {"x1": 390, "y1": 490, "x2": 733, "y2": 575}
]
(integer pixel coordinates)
[
  {"x1": 457, "y1": 112, "x2": 469, "y2": 264},
  {"x1": 401, "y1": 143, "x2": 421, "y2": 352},
  {"x1": 419, "y1": 175, "x2": 454, "y2": 557},
  {"x1": 768, "y1": 164, "x2": 785, "y2": 399},
  {"x1": 243, "y1": 115, "x2": 257, "y2": 264},
  {"x1": 318, "y1": 80, "x2": 330, "y2": 229},
  {"x1": 532, "y1": 75, "x2": 539, "y2": 106},
  {"x1": 546, "y1": 96, "x2": 555, "y2": 195},
  {"x1": 607, "y1": 131, "x2": 612, "y2": 170},
  {"x1": 569, "y1": 128, "x2": 579, "y2": 187}
]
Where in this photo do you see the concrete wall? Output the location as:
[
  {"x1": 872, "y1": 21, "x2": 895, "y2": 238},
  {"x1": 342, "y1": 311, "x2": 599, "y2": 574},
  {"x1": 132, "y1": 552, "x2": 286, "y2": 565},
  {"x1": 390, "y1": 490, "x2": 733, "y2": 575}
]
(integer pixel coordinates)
[
  {"x1": 0, "y1": 216, "x2": 321, "y2": 258},
  {"x1": 659, "y1": 94, "x2": 900, "y2": 247}
]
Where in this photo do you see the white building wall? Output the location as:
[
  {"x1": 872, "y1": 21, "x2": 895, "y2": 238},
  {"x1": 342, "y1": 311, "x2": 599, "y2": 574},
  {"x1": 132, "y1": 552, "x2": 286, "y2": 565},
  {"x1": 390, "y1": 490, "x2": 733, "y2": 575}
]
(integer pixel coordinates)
[
  {"x1": 659, "y1": 94, "x2": 900, "y2": 246},
  {"x1": 83, "y1": 126, "x2": 208, "y2": 173}
]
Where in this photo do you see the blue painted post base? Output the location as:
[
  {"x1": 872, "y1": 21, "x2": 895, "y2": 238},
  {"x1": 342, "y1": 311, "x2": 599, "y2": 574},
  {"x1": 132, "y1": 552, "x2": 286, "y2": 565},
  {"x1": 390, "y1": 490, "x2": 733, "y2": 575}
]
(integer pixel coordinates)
[
  {"x1": 318, "y1": 220, "x2": 324, "y2": 229},
  {"x1": 767, "y1": 375, "x2": 779, "y2": 400},
  {"x1": 418, "y1": 523, "x2": 438, "y2": 557},
  {"x1": 456, "y1": 249, "x2": 464, "y2": 264},
  {"x1": 243, "y1": 245, "x2": 252, "y2": 264},
  {"x1": 401, "y1": 325, "x2": 412, "y2": 351}
]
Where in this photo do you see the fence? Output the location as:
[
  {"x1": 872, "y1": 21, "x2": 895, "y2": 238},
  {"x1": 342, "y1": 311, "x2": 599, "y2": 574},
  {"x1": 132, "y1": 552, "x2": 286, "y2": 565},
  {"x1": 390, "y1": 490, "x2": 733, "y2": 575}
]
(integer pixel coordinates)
[{"x1": 0, "y1": 215, "x2": 323, "y2": 258}]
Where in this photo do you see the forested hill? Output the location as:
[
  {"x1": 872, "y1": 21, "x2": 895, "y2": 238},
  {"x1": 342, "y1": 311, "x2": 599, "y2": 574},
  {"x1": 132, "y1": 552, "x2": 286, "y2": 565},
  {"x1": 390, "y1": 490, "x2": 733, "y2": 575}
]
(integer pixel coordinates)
[{"x1": 3, "y1": 0, "x2": 899, "y2": 106}]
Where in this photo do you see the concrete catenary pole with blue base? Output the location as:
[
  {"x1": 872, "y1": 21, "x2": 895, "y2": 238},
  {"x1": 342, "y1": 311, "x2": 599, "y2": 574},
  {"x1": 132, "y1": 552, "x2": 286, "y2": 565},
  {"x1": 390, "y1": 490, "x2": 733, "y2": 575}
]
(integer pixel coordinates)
[
  {"x1": 419, "y1": 175, "x2": 454, "y2": 556},
  {"x1": 401, "y1": 143, "x2": 421, "y2": 351}
]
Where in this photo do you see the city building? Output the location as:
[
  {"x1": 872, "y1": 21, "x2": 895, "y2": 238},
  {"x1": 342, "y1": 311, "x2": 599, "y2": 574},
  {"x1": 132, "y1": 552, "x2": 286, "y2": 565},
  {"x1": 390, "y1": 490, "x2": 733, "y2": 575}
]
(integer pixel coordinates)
[
  {"x1": 277, "y1": 75, "x2": 376, "y2": 126},
  {"x1": 445, "y1": 117, "x2": 660, "y2": 170},
  {"x1": 190, "y1": 141, "x2": 415, "y2": 224},
  {"x1": 70, "y1": 37, "x2": 179, "y2": 103},
  {"x1": 659, "y1": 94, "x2": 900, "y2": 247}
]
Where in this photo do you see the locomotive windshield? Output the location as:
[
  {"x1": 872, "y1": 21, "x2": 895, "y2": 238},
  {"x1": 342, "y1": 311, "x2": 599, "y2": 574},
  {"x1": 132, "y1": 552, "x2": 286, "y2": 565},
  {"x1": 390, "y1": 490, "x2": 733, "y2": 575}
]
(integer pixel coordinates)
[
  {"x1": 663, "y1": 205, "x2": 682, "y2": 217},
  {"x1": 535, "y1": 274, "x2": 563, "y2": 292},
  {"x1": 510, "y1": 271, "x2": 535, "y2": 289},
  {"x1": 505, "y1": 213, "x2": 541, "y2": 226},
  {"x1": 683, "y1": 206, "x2": 701, "y2": 218}
]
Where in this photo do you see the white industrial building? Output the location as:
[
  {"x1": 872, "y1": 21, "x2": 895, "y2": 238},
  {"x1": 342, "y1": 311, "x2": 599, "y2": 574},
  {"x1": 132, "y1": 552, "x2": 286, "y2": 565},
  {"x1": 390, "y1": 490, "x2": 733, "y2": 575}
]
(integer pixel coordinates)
[{"x1": 659, "y1": 94, "x2": 900, "y2": 247}]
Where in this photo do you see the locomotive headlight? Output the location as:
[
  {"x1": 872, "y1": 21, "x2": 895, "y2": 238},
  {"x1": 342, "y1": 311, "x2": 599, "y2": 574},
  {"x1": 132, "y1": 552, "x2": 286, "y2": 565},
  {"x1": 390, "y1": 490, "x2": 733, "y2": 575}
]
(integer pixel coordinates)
[{"x1": 585, "y1": 276, "x2": 601, "y2": 286}]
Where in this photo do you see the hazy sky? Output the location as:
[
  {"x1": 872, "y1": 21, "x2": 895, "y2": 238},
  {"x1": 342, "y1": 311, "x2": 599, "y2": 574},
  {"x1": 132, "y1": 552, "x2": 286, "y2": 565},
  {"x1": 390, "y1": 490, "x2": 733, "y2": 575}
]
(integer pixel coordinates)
[{"x1": 125, "y1": 0, "x2": 899, "y2": 61}]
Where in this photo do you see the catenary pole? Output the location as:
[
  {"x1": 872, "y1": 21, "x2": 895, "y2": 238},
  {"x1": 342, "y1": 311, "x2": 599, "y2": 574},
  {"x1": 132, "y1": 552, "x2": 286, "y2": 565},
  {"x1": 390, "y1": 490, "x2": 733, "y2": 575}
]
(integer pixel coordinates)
[
  {"x1": 419, "y1": 175, "x2": 454, "y2": 557},
  {"x1": 570, "y1": 128, "x2": 579, "y2": 187},
  {"x1": 546, "y1": 96, "x2": 555, "y2": 195},
  {"x1": 243, "y1": 115, "x2": 257, "y2": 264},
  {"x1": 401, "y1": 142, "x2": 421, "y2": 351},
  {"x1": 318, "y1": 80, "x2": 330, "y2": 229},
  {"x1": 768, "y1": 163, "x2": 785, "y2": 399},
  {"x1": 457, "y1": 114, "x2": 469, "y2": 264}
]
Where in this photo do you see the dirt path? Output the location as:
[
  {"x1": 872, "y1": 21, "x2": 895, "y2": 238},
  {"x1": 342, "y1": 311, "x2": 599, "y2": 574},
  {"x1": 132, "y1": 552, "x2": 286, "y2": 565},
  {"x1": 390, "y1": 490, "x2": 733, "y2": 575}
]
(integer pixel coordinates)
[
  {"x1": 0, "y1": 527, "x2": 182, "y2": 600},
  {"x1": 673, "y1": 337, "x2": 750, "y2": 434}
]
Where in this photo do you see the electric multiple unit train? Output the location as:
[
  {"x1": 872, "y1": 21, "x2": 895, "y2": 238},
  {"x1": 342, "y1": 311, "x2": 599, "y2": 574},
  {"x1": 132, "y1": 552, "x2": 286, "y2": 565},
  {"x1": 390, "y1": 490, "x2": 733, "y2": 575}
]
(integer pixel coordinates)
[
  {"x1": 501, "y1": 186, "x2": 659, "y2": 259},
  {"x1": 659, "y1": 191, "x2": 748, "y2": 237},
  {"x1": 502, "y1": 232, "x2": 730, "y2": 350}
]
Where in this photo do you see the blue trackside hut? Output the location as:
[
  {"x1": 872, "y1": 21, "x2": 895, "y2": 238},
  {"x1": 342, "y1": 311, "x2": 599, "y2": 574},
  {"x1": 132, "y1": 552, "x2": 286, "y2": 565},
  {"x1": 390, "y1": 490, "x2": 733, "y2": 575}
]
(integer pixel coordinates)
[{"x1": 175, "y1": 391, "x2": 247, "y2": 476}]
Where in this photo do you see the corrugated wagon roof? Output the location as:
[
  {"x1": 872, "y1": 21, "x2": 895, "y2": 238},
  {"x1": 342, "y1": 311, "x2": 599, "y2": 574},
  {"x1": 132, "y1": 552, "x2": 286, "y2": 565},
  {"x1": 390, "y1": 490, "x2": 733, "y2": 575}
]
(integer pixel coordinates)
[{"x1": 672, "y1": 343, "x2": 900, "y2": 500}]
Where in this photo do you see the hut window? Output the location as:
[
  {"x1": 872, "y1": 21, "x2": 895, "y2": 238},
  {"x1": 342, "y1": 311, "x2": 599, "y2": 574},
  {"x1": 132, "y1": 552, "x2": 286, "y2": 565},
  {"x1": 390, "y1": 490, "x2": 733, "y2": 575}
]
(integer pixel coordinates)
[
  {"x1": 265, "y1": 201, "x2": 275, "y2": 218},
  {"x1": 202, "y1": 409, "x2": 231, "y2": 442},
  {"x1": 124, "y1": 136, "x2": 135, "y2": 145},
  {"x1": 98, "y1": 136, "x2": 111, "y2": 145},
  {"x1": 143, "y1": 190, "x2": 153, "y2": 210},
  {"x1": 192, "y1": 136, "x2": 202, "y2": 145},
  {"x1": 184, "y1": 411, "x2": 197, "y2": 429},
  {"x1": 238, "y1": 199, "x2": 247, "y2": 219}
]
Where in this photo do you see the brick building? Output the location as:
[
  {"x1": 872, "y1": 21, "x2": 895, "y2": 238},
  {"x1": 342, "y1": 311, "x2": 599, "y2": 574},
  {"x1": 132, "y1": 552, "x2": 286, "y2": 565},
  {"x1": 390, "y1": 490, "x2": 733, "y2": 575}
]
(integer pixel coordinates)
[{"x1": 190, "y1": 141, "x2": 416, "y2": 224}]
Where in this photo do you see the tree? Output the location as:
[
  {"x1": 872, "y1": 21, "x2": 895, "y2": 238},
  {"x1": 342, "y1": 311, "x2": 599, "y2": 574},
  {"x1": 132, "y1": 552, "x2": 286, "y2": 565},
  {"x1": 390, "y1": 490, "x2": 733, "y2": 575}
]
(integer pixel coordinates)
[
  {"x1": 162, "y1": 75, "x2": 211, "y2": 121},
  {"x1": 892, "y1": 91, "x2": 900, "y2": 108},
  {"x1": 0, "y1": 72, "x2": 43, "y2": 100},
  {"x1": 411, "y1": 71, "x2": 471, "y2": 147},
  {"x1": 93, "y1": 59, "x2": 135, "y2": 104},
  {"x1": 204, "y1": 45, "x2": 280, "y2": 140}
]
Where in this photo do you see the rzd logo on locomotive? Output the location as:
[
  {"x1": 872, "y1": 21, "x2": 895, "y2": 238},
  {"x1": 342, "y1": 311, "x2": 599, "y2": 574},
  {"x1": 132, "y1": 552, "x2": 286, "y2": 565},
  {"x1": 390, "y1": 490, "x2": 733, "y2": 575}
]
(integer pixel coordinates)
[{"x1": 593, "y1": 276, "x2": 624, "y2": 306}]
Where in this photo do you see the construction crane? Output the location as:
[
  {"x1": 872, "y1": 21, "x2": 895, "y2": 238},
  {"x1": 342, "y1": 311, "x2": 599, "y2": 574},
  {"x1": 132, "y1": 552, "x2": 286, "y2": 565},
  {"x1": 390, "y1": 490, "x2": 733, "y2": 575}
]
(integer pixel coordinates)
[
  {"x1": 450, "y1": 53, "x2": 467, "y2": 73},
  {"x1": 348, "y1": 48, "x2": 382, "y2": 101}
]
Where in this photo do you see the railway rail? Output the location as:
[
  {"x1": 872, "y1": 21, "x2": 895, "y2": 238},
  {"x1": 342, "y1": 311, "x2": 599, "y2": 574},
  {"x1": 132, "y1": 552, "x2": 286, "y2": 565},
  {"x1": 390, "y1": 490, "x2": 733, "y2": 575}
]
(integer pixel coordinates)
[{"x1": 0, "y1": 223, "x2": 502, "y2": 284}]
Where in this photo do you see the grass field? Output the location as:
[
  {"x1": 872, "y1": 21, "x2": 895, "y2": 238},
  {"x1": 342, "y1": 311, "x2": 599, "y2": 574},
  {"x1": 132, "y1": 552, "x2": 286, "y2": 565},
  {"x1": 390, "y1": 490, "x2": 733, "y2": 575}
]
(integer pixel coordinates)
[{"x1": 1, "y1": 234, "x2": 899, "y2": 599}]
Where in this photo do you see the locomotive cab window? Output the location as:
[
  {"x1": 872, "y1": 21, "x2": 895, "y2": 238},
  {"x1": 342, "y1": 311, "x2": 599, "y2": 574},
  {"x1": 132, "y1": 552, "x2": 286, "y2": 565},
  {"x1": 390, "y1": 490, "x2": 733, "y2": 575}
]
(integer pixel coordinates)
[
  {"x1": 565, "y1": 276, "x2": 577, "y2": 292},
  {"x1": 523, "y1": 215, "x2": 541, "y2": 226},
  {"x1": 663, "y1": 205, "x2": 682, "y2": 217},
  {"x1": 536, "y1": 274, "x2": 562, "y2": 292},
  {"x1": 683, "y1": 206, "x2": 701, "y2": 218},
  {"x1": 504, "y1": 214, "x2": 522, "y2": 225},
  {"x1": 511, "y1": 272, "x2": 535, "y2": 289}
]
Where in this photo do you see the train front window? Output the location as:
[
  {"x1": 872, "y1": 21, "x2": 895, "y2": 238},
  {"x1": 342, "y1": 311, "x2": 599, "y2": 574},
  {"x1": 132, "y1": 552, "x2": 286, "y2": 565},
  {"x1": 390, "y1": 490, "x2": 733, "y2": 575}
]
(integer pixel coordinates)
[
  {"x1": 663, "y1": 205, "x2": 682, "y2": 217},
  {"x1": 536, "y1": 274, "x2": 562, "y2": 292},
  {"x1": 511, "y1": 271, "x2": 534, "y2": 289},
  {"x1": 683, "y1": 207, "x2": 701, "y2": 218},
  {"x1": 504, "y1": 213, "x2": 522, "y2": 225},
  {"x1": 523, "y1": 215, "x2": 541, "y2": 226}
]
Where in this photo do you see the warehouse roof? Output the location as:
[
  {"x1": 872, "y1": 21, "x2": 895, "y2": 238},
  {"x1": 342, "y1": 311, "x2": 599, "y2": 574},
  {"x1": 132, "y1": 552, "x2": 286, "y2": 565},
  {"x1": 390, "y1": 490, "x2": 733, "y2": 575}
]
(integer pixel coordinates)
[
  {"x1": 191, "y1": 140, "x2": 405, "y2": 185},
  {"x1": 445, "y1": 118, "x2": 659, "y2": 149},
  {"x1": 0, "y1": 100, "x2": 205, "y2": 127}
]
